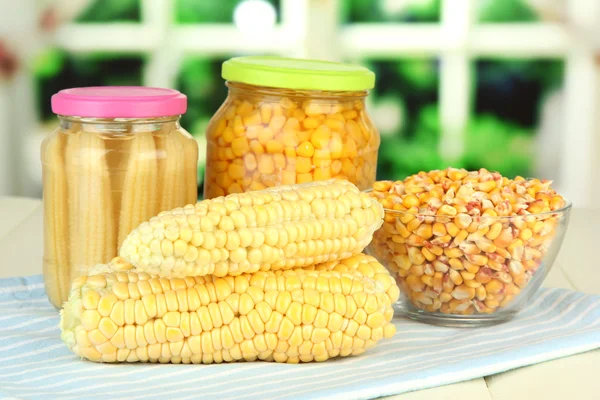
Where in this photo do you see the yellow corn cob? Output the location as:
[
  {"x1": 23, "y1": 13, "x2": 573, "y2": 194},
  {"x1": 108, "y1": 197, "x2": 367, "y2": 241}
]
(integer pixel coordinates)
[
  {"x1": 118, "y1": 132, "x2": 159, "y2": 247},
  {"x1": 119, "y1": 179, "x2": 384, "y2": 277},
  {"x1": 60, "y1": 255, "x2": 397, "y2": 364},
  {"x1": 182, "y1": 131, "x2": 199, "y2": 203},
  {"x1": 65, "y1": 131, "x2": 115, "y2": 279},
  {"x1": 41, "y1": 132, "x2": 70, "y2": 307},
  {"x1": 156, "y1": 131, "x2": 186, "y2": 213}
]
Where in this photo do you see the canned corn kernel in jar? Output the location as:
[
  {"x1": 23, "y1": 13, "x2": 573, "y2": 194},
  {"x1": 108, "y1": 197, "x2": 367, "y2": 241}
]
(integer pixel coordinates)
[
  {"x1": 42, "y1": 87, "x2": 198, "y2": 308},
  {"x1": 203, "y1": 56, "x2": 380, "y2": 198}
]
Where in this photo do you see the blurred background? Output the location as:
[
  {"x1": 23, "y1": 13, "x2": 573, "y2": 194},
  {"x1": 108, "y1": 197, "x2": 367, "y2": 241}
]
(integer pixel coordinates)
[{"x1": 1, "y1": 0, "x2": 599, "y2": 206}]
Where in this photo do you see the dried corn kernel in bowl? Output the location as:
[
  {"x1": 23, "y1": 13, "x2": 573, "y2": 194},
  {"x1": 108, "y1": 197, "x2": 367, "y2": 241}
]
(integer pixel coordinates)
[
  {"x1": 203, "y1": 56, "x2": 380, "y2": 198},
  {"x1": 366, "y1": 168, "x2": 572, "y2": 327}
]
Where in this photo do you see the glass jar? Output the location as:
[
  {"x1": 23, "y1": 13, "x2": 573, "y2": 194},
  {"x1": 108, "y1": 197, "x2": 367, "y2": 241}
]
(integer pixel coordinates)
[
  {"x1": 42, "y1": 87, "x2": 198, "y2": 308},
  {"x1": 203, "y1": 56, "x2": 380, "y2": 198}
]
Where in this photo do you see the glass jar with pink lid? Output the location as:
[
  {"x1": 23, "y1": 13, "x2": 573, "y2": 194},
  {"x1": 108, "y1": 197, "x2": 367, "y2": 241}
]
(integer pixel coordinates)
[{"x1": 42, "y1": 87, "x2": 198, "y2": 308}]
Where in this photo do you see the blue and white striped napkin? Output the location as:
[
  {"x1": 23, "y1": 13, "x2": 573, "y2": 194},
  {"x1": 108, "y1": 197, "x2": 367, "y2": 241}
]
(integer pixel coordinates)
[{"x1": 0, "y1": 275, "x2": 599, "y2": 400}]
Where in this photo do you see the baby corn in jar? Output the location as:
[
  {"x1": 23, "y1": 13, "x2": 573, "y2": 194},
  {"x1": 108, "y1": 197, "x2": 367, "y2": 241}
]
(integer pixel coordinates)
[
  {"x1": 367, "y1": 168, "x2": 571, "y2": 326},
  {"x1": 203, "y1": 56, "x2": 380, "y2": 198},
  {"x1": 42, "y1": 87, "x2": 198, "y2": 308}
]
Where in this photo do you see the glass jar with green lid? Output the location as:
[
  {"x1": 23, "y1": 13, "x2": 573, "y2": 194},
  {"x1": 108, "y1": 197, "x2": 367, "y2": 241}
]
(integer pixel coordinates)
[{"x1": 203, "y1": 56, "x2": 380, "y2": 198}]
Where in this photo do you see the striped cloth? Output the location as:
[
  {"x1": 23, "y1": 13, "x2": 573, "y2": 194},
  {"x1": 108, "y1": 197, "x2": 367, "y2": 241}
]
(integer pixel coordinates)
[{"x1": 0, "y1": 275, "x2": 599, "y2": 400}]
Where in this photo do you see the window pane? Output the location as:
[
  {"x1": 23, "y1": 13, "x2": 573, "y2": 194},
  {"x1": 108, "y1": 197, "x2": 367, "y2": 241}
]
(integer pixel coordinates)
[
  {"x1": 356, "y1": 59, "x2": 442, "y2": 181},
  {"x1": 175, "y1": 0, "x2": 281, "y2": 24},
  {"x1": 469, "y1": 59, "x2": 564, "y2": 178},
  {"x1": 476, "y1": 59, "x2": 563, "y2": 127},
  {"x1": 343, "y1": 0, "x2": 441, "y2": 23},
  {"x1": 77, "y1": 0, "x2": 141, "y2": 22},
  {"x1": 175, "y1": 57, "x2": 223, "y2": 197},
  {"x1": 35, "y1": 53, "x2": 144, "y2": 122},
  {"x1": 477, "y1": 0, "x2": 548, "y2": 22},
  {"x1": 176, "y1": 57, "x2": 228, "y2": 133}
]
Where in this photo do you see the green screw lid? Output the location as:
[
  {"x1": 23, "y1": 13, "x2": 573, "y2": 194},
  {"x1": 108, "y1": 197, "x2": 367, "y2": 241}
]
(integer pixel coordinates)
[{"x1": 222, "y1": 56, "x2": 375, "y2": 91}]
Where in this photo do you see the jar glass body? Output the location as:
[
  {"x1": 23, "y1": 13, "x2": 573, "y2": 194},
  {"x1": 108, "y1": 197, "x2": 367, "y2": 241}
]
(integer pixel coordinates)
[
  {"x1": 41, "y1": 116, "x2": 198, "y2": 308},
  {"x1": 203, "y1": 82, "x2": 380, "y2": 198}
]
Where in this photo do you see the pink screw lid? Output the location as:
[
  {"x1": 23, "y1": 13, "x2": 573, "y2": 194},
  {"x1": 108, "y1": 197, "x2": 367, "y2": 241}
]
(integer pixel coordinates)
[{"x1": 51, "y1": 86, "x2": 187, "y2": 118}]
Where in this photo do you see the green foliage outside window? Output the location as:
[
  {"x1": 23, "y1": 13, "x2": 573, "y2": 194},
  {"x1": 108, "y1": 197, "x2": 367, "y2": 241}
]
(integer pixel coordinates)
[
  {"x1": 77, "y1": 0, "x2": 140, "y2": 22},
  {"x1": 175, "y1": 0, "x2": 280, "y2": 23},
  {"x1": 342, "y1": 0, "x2": 441, "y2": 23}
]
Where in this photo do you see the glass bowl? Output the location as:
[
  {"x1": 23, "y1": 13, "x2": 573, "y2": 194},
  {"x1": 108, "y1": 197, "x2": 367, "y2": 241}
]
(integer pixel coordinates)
[{"x1": 365, "y1": 199, "x2": 572, "y2": 327}]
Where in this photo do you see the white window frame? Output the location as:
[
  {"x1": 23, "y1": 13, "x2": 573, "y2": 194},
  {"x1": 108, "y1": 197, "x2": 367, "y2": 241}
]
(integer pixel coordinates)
[{"x1": 1, "y1": 0, "x2": 598, "y2": 207}]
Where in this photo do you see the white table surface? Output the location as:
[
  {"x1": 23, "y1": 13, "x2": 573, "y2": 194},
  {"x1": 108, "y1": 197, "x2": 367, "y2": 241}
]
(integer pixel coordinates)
[{"x1": 0, "y1": 196, "x2": 598, "y2": 399}]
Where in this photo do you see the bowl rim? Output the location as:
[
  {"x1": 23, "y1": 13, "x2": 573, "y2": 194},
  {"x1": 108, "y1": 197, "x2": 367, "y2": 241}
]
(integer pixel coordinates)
[{"x1": 363, "y1": 188, "x2": 573, "y2": 219}]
